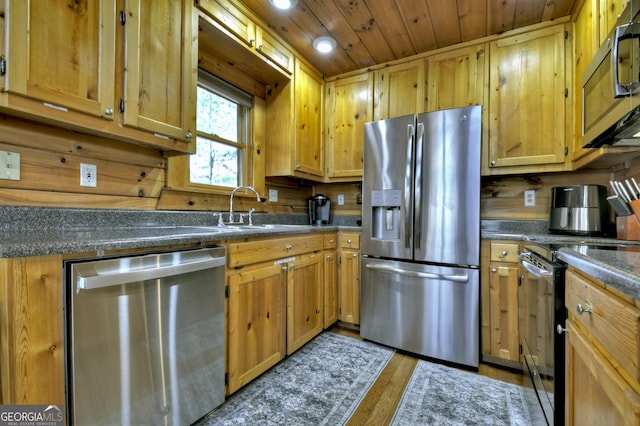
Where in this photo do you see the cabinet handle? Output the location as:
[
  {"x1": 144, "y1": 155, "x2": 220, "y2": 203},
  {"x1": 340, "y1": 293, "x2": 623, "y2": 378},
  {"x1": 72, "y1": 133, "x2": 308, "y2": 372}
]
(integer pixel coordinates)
[
  {"x1": 250, "y1": 39, "x2": 255, "y2": 46},
  {"x1": 104, "y1": 108, "x2": 114, "y2": 116},
  {"x1": 289, "y1": 264, "x2": 295, "y2": 270},
  {"x1": 556, "y1": 324, "x2": 568, "y2": 335},
  {"x1": 576, "y1": 303, "x2": 592, "y2": 315},
  {"x1": 285, "y1": 244, "x2": 293, "y2": 251}
]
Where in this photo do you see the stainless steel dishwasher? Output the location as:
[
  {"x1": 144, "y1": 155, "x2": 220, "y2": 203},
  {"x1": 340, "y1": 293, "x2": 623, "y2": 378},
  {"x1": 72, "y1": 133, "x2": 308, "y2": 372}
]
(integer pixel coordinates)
[{"x1": 65, "y1": 247, "x2": 226, "y2": 426}]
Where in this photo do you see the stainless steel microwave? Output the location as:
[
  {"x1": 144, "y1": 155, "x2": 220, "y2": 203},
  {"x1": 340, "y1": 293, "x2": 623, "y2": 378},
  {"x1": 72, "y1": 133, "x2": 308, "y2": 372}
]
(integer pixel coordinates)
[{"x1": 582, "y1": 5, "x2": 640, "y2": 148}]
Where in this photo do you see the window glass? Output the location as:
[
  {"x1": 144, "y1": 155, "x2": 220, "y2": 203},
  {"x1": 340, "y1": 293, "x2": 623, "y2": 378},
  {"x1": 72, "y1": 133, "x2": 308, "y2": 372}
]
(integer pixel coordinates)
[{"x1": 190, "y1": 71, "x2": 250, "y2": 188}]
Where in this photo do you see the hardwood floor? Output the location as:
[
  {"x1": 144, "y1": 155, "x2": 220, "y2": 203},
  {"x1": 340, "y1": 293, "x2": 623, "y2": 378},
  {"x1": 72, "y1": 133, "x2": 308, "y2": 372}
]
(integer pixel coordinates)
[{"x1": 330, "y1": 325, "x2": 524, "y2": 425}]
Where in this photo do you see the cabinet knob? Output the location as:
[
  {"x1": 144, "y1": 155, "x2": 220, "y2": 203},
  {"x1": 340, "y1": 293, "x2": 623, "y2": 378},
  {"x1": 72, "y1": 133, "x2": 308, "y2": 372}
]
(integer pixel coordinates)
[
  {"x1": 556, "y1": 324, "x2": 568, "y2": 335},
  {"x1": 576, "y1": 303, "x2": 592, "y2": 315},
  {"x1": 258, "y1": 44, "x2": 264, "y2": 50},
  {"x1": 282, "y1": 265, "x2": 288, "y2": 271},
  {"x1": 104, "y1": 108, "x2": 114, "y2": 116},
  {"x1": 329, "y1": 239, "x2": 335, "y2": 243},
  {"x1": 326, "y1": 255, "x2": 332, "y2": 260},
  {"x1": 250, "y1": 39, "x2": 255, "y2": 46},
  {"x1": 347, "y1": 239, "x2": 352, "y2": 244},
  {"x1": 500, "y1": 250, "x2": 508, "y2": 258},
  {"x1": 285, "y1": 244, "x2": 293, "y2": 251},
  {"x1": 491, "y1": 268, "x2": 497, "y2": 272},
  {"x1": 352, "y1": 253, "x2": 358, "y2": 258},
  {"x1": 491, "y1": 160, "x2": 496, "y2": 166},
  {"x1": 185, "y1": 132, "x2": 193, "y2": 139}
]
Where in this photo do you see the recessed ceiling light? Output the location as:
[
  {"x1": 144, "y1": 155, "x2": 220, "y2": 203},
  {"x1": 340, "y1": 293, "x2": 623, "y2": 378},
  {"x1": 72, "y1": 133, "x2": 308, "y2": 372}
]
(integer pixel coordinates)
[
  {"x1": 313, "y1": 36, "x2": 337, "y2": 54},
  {"x1": 269, "y1": 0, "x2": 298, "y2": 10}
]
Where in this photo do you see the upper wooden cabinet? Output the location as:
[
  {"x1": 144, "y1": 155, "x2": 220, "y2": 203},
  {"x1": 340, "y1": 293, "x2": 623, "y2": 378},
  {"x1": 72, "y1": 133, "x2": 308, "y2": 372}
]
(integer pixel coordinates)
[
  {"x1": 374, "y1": 60, "x2": 427, "y2": 120},
  {"x1": 324, "y1": 73, "x2": 374, "y2": 180},
  {"x1": 486, "y1": 24, "x2": 570, "y2": 175},
  {"x1": 1, "y1": 0, "x2": 197, "y2": 155},
  {"x1": 266, "y1": 59, "x2": 324, "y2": 180},
  {"x1": 427, "y1": 45, "x2": 485, "y2": 112}
]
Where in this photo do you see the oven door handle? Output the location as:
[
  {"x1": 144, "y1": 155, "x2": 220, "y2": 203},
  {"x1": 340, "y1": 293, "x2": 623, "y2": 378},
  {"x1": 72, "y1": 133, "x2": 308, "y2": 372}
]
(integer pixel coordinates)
[
  {"x1": 518, "y1": 252, "x2": 552, "y2": 278},
  {"x1": 77, "y1": 256, "x2": 225, "y2": 290}
]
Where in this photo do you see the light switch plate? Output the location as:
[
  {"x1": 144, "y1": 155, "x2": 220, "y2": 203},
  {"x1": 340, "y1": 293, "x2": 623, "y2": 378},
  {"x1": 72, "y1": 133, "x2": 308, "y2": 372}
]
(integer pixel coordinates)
[
  {"x1": 0, "y1": 150, "x2": 20, "y2": 180},
  {"x1": 337, "y1": 194, "x2": 345, "y2": 205},
  {"x1": 269, "y1": 189, "x2": 278, "y2": 202}
]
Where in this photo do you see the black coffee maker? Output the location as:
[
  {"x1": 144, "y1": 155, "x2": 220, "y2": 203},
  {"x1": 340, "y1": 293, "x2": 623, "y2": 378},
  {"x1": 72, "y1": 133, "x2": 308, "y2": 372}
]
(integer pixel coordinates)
[{"x1": 309, "y1": 194, "x2": 331, "y2": 225}]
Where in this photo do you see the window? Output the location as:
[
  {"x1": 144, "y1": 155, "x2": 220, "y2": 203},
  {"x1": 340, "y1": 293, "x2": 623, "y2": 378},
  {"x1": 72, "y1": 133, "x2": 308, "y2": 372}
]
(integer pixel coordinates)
[{"x1": 191, "y1": 70, "x2": 252, "y2": 189}]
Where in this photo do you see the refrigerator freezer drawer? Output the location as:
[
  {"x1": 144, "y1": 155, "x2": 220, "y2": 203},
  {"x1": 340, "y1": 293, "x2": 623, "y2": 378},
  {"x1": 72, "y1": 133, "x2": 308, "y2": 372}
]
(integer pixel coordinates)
[{"x1": 360, "y1": 257, "x2": 479, "y2": 368}]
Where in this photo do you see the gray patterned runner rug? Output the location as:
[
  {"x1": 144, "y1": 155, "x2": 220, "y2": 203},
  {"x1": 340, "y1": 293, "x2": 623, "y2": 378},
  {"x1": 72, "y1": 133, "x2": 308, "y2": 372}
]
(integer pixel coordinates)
[
  {"x1": 195, "y1": 332, "x2": 394, "y2": 426},
  {"x1": 391, "y1": 359, "x2": 536, "y2": 425}
]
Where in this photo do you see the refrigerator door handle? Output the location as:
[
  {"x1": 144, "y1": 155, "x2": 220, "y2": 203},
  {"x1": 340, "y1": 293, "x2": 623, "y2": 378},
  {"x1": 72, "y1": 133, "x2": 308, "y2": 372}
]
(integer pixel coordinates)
[
  {"x1": 365, "y1": 263, "x2": 469, "y2": 284},
  {"x1": 414, "y1": 122, "x2": 425, "y2": 250},
  {"x1": 404, "y1": 124, "x2": 414, "y2": 249}
]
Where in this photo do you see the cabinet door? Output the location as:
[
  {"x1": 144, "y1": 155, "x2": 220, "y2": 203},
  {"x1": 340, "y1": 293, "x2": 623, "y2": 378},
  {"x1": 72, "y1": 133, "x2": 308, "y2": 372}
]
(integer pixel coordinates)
[
  {"x1": 489, "y1": 265, "x2": 520, "y2": 362},
  {"x1": 197, "y1": 0, "x2": 256, "y2": 48},
  {"x1": 227, "y1": 262, "x2": 287, "y2": 394},
  {"x1": 339, "y1": 250, "x2": 360, "y2": 324},
  {"x1": 325, "y1": 73, "x2": 373, "y2": 179},
  {"x1": 123, "y1": 0, "x2": 196, "y2": 142},
  {"x1": 599, "y1": 0, "x2": 629, "y2": 45},
  {"x1": 427, "y1": 44, "x2": 485, "y2": 111},
  {"x1": 565, "y1": 321, "x2": 640, "y2": 425},
  {"x1": 256, "y1": 26, "x2": 294, "y2": 75},
  {"x1": 294, "y1": 61, "x2": 323, "y2": 177},
  {"x1": 323, "y1": 250, "x2": 338, "y2": 328},
  {"x1": 374, "y1": 59, "x2": 427, "y2": 120},
  {"x1": 0, "y1": 255, "x2": 65, "y2": 405},
  {"x1": 5, "y1": 0, "x2": 116, "y2": 118},
  {"x1": 286, "y1": 252, "x2": 323, "y2": 355},
  {"x1": 488, "y1": 25, "x2": 567, "y2": 171}
]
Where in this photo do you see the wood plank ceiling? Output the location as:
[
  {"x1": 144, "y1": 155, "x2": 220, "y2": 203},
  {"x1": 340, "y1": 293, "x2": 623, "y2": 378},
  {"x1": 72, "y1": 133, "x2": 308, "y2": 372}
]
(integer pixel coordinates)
[{"x1": 240, "y1": 0, "x2": 581, "y2": 78}]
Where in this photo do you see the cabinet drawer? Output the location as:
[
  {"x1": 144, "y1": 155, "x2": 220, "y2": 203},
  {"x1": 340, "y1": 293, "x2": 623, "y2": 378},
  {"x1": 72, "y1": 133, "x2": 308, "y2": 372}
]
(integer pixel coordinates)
[
  {"x1": 340, "y1": 232, "x2": 360, "y2": 249},
  {"x1": 228, "y1": 234, "x2": 323, "y2": 268},
  {"x1": 323, "y1": 233, "x2": 338, "y2": 250},
  {"x1": 490, "y1": 242, "x2": 519, "y2": 263},
  {"x1": 566, "y1": 270, "x2": 640, "y2": 385}
]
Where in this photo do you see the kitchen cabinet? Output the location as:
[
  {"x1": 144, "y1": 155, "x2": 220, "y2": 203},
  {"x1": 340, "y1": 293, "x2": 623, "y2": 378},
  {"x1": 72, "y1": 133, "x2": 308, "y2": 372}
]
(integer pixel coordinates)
[
  {"x1": 1, "y1": 0, "x2": 197, "y2": 155},
  {"x1": 266, "y1": 59, "x2": 324, "y2": 180},
  {"x1": 486, "y1": 24, "x2": 569, "y2": 175},
  {"x1": 338, "y1": 232, "x2": 361, "y2": 325},
  {"x1": 197, "y1": 0, "x2": 293, "y2": 80},
  {"x1": 480, "y1": 240, "x2": 521, "y2": 367},
  {"x1": 323, "y1": 233, "x2": 339, "y2": 328},
  {"x1": 226, "y1": 234, "x2": 324, "y2": 391},
  {"x1": 324, "y1": 73, "x2": 373, "y2": 180},
  {"x1": 374, "y1": 60, "x2": 428, "y2": 120},
  {"x1": 286, "y1": 251, "x2": 324, "y2": 354},
  {"x1": 0, "y1": 255, "x2": 65, "y2": 405},
  {"x1": 427, "y1": 44, "x2": 485, "y2": 112},
  {"x1": 598, "y1": 0, "x2": 629, "y2": 46},
  {"x1": 227, "y1": 259, "x2": 287, "y2": 394},
  {"x1": 564, "y1": 268, "x2": 640, "y2": 425}
]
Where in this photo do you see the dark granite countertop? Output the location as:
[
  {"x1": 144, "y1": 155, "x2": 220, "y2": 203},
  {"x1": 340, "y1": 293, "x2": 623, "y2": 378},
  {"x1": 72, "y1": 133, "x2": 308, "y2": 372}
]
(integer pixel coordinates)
[{"x1": 482, "y1": 219, "x2": 640, "y2": 301}]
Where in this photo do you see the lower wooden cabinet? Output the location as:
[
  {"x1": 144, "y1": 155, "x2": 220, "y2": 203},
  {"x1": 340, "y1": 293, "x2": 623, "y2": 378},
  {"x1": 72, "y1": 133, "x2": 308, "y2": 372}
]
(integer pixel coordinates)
[
  {"x1": 564, "y1": 268, "x2": 640, "y2": 425},
  {"x1": 338, "y1": 232, "x2": 360, "y2": 325},
  {"x1": 0, "y1": 255, "x2": 65, "y2": 405},
  {"x1": 323, "y1": 234, "x2": 339, "y2": 328},
  {"x1": 226, "y1": 261, "x2": 287, "y2": 394},
  {"x1": 480, "y1": 240, "x2": 521, "y2": 366},
  {"x1": 286, "y1": 252, "x2": 323, "y2": 354}
]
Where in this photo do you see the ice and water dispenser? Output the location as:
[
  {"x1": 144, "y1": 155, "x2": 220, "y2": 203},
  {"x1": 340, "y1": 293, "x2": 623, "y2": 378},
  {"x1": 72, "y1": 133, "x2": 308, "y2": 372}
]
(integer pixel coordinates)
[{"x1": 370, "y1": 189, "x2": 402, "y2": 240}]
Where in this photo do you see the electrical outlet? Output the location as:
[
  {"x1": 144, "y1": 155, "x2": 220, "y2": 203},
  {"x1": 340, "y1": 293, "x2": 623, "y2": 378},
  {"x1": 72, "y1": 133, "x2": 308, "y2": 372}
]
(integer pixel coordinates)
[
  {"x1": 268, "y1": 189, "x2": 278, "y2": 202},
  {"x1": 80, "y1": 163, "x2": 97, "y2": 187},
  {"x1": 337, "y1": 194, "x2": 345, "y2": 205},
  {"x1": 0, "y1": 150, "x2": 20, "y2": 180},
  {"x1": 524, "y1": 190, "x2": 536, "y2": 207}
]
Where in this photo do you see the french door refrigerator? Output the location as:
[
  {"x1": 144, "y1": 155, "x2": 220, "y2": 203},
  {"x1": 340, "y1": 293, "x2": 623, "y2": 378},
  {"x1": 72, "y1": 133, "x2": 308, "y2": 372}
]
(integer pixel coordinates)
[{"x1": 361, "y1": 105, "x2": 481, "y2": 368}]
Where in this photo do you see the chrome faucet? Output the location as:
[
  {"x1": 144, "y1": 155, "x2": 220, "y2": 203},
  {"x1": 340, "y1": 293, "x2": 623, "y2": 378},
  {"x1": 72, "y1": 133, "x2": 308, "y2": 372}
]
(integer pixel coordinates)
[{"x1": 229, "y1": 185, "x2": 261, "y2": 223}]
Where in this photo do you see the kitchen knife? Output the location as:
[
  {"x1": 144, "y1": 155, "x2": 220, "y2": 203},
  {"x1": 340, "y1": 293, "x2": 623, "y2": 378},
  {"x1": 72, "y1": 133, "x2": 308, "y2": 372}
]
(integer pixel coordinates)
[
  {"x1": 618, "y1": 181, "x2": 632, "y2": 203},
  {"x1": 632, "y1": 178, "x2": 640, "y2": 198},
  {"x1": 626, "y1": 180, "x2": 639, "y2": 200},
  {"x1": 610, "y1": 180, "x2": 620, "y2": 197}
]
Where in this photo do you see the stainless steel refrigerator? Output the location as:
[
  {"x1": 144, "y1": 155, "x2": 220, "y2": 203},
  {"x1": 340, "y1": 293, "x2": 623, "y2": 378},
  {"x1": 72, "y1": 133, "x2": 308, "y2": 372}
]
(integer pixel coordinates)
[{"x1": 360, "y1": 105, "x2": 481, "y2": 368}]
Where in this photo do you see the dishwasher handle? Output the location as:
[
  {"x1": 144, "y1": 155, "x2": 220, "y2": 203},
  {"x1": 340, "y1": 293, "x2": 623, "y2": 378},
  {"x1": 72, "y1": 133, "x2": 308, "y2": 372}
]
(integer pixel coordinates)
[
  {"x1": 77, "y1": 252, "x2": 225, "y2": 290},
  {"x1": 365, "y1": 263, "x2": 469, "y2": 283}
]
